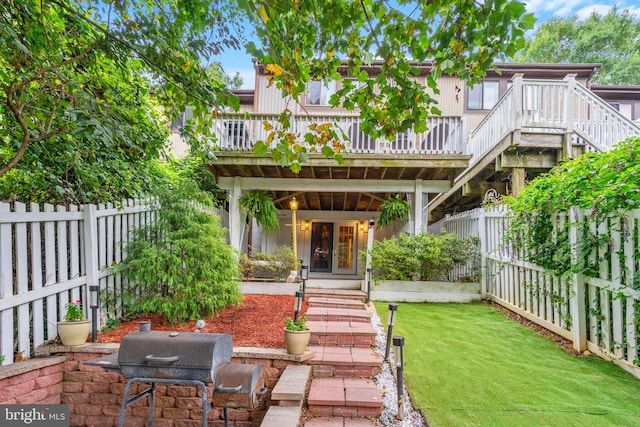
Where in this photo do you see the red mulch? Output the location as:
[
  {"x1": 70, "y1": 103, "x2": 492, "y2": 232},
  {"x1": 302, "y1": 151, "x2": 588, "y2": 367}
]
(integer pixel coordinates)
[{"x1": 96, "y1": 295, "x2": 309, "y2": 348}]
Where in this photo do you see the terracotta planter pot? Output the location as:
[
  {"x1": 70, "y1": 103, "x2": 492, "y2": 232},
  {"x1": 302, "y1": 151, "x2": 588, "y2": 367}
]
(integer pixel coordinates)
[
  {"x1": 284, "y1": 328, "x2": 310, "y2": 355},
  {"x1": 57, "y1": 320, "x2": 91, "y2": 346}
]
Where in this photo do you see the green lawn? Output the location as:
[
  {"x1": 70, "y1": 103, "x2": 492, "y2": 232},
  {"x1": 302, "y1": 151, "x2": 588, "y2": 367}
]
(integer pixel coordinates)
[{"x1": 374, "y1": 302, "x2": 640, "y2": 427}]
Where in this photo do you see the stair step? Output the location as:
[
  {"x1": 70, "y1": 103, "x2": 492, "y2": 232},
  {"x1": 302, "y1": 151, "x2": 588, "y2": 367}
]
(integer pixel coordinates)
[
  {"x1": 306, "y1": 307, "x2": 371, "y2": 323},
  {"x1": 307, "y1": 297, "x2": 366, "y2": 310},
  {"x1": 307, "y1": 378, "x2": 383, "y2": 418},
  {"x1": 305, "y1": 289, "x2": 367, "y2": 302},
  {"x1": 308, "y1": 321, "x2": 377, "y2": 348},
  {"x1": 307, "y1": 346, "x2": 382, "y2": 378},
  {"x1": 304, "y1": 417, "x2": 378, "y2": 426},
  {"x1": 271, "y1": 365, "x2": 312, "y2": 403},
  {"x1": 260, "y1": 406, "x2": 302, "y2": 427}
]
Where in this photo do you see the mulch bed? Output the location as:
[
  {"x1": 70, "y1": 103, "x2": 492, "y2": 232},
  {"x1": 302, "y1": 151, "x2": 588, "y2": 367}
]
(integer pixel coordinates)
[{"x1": 96, "y1": 294, "x2": 308, "y2": 348}]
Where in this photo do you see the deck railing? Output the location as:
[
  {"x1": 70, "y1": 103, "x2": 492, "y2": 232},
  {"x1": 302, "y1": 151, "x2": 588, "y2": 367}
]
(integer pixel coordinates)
[
  {"x1": 465, "y1": 75, "x2": 640, "y2": 167},
  {"x1": 212, "y1": 77, "x2": 639, "y2": 161},
  {"x1": 212, "y1": 112, "x2": 466, "y2": 155}
]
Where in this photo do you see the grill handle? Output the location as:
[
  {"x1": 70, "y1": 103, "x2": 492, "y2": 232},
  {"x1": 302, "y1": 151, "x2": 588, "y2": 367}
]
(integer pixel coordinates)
[
  {"x1": 255, "y1": 386, "x2": 268, "y2": 396},
  {"x1": 144, "y1": 355, "x2": 180, "y2": 364},
  {"x1": 214, "y1": 384, "x2": 243, "y2": 393}
]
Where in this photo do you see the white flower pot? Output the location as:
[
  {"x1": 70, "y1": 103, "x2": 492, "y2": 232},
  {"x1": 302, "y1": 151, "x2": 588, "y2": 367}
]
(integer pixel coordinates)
[{"x1": 57, "y1": 320, "x2": 91, "y2": 346}]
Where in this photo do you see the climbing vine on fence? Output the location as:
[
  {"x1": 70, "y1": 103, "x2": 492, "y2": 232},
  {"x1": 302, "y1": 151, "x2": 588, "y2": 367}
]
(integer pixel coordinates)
[
  {"x1": 505, "y1": 136, "x2": 640, "y2": 359},
  {"x1": 505, "y1": 136, "x2": 640, "y2": 276}
]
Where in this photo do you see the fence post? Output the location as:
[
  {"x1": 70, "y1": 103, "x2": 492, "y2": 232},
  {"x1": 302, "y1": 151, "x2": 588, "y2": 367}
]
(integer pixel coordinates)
[
  {"x1": 478, "y1": 208, "x2": 488, "y2": 299},
  {"x1": 569, "y1": 207, "x2": 586, "y2": 352},
  {"x1": 83, "y1": 204, "x2": 99, "y2": 324}
]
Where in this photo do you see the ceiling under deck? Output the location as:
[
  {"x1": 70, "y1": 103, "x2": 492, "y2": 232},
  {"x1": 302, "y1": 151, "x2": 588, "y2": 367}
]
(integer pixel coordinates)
[{"x1": 208, "y1": 152, "x2": 470, "y2": 211}]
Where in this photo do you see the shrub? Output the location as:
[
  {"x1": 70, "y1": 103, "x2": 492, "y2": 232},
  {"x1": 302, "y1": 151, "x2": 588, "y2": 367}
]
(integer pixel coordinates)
[
  {"x1": 239, "y1": 245, "x2": 297, "y2": 280},
  {"x1": 113, "y1": 180, "x2": 241, "y2": 324},
  {"x1": 364, "y1": 231, "x2": 479, "y2": 282}
]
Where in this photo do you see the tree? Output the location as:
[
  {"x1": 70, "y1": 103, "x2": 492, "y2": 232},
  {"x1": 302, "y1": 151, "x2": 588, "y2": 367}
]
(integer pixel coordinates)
[
  {"x1": 0, "y1": 0, "x2": 242, "y2": 184},
  {"x1": 242, "y1": 0, "x2": 535, "y2": 170},
  {"x1": 1, "y1": 0, "x2": 535, "y2": 184},
  {"x1": 206, "y1": 63, "x2": 244, "y2": 90},
  {"x1": 112, "y1": 178, "x2": 242, "y2": 324},
  {"x1": 515, "y1": 6, "x2": 640, "y2": 85}
]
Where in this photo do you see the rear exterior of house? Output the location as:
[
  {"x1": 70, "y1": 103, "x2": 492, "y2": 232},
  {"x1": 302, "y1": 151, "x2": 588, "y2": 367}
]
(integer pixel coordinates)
[{"x1": 176, "y1": 61, "x2": 640, "y2": 279}]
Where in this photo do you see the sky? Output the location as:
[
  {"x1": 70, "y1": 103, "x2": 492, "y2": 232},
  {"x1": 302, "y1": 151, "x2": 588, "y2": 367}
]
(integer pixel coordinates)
[{"x1": 219, "y1": 1, "x2": 640, "y2": 89}]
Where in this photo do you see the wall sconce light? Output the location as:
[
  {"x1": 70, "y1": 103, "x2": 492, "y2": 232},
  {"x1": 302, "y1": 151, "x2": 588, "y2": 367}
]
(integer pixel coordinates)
[
  {"x1": 385, "y1": 302, "x2": 398, "y2": 360},
  {"x1": 359, "y1": 221, "x2": 364, "y2": 231},
  {"x1": 301, "y1": 220, "x2": 309, "y2": 231},
  {"x1": 393, "y1": 335, "x2": 405, "y2": 420},
  {"x1": 89, "y1": 285, "x2": 100, "y2": 343},
  {"x1": 294, "y1": 291, "x2": 304, "y2": 322}
]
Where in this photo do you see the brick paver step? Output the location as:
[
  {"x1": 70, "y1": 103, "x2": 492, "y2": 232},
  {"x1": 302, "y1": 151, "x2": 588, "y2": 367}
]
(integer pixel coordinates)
[
  {"x1": 304, "y1": 289, "x2": 367, "y2": 303},
  {"x1": 308, "y1": 321, "x2": 376, "y2": 348},
  {"x1": 307, "y1": 378, "x2": 383, "y2": 418},
  {"x1": 307, "y1": 346, "x2": 382, "y2": 378},
  {"x1": 304, "y1": 417, "x2": 379, "y2": 426},
  {"x1": 307, "y1": 297, "x2": 366, "y2": 310},
  {"x1": 306, "y1": 307, "x2": 371, "y2": 323}
]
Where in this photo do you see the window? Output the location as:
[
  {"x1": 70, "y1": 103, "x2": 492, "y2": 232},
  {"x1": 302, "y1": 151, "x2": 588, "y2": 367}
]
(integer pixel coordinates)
[
  {"x1": 306, "y1": 80, "x2": 336, "y2": 106},
  {"x1": 467, "y1": 81, "x2": 500, "y2": 110}
]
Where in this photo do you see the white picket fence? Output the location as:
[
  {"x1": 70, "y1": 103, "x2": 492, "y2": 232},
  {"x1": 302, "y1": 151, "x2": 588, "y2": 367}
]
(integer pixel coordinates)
[
  {"x1": 0, "y1": 200, "x2": 227, "y2": 365},
  {"x1": 431, "y1": 206, "x2": 640, "y2": 379}
]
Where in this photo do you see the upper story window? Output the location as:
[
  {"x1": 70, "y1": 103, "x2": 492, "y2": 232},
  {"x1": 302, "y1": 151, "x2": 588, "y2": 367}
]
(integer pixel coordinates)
[
  {"x1": 467, "y1": 81, "x2": 500, "y2": 110},
  {"x1": 306, "y1": 80, "x2": 336, "y2": 106}
]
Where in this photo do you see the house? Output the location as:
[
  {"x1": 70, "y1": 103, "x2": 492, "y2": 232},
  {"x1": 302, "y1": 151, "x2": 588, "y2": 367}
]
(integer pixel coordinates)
[{"x1": 184, "y1": 61, "x2": 640, "y2": 279}]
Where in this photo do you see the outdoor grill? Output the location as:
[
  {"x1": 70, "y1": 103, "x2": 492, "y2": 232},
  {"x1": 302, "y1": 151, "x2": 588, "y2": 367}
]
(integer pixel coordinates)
[{"x1": 86, "y1": 329, "x2": 267, "y2": 427}]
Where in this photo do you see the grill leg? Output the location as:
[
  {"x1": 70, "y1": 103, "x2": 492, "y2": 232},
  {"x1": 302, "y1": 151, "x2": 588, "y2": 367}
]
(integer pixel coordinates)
[
  {"x1": 224, "y1": 407, "x2": 230, "y2": 427},
  {"x1": 195, "y1": 381, "x2": 209, "y2": 427},
  {"x1": 148, "y1": 382, "x2": 156, "y2": 427},
  {"x1": 118, "y1": 379, "x2": 155, "y2": 427}
]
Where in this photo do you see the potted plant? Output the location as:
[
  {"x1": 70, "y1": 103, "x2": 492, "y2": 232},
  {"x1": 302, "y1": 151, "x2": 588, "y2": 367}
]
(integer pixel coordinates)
[
  {"x1": 284, "y1": 314, "x2": 310, "y2": 355},
  {"x1": 377, "y1": 193, "x2": 410, "y2": 229},
  {"x1": 57, "y1": 300, "x2": 91, "y2": 346}
]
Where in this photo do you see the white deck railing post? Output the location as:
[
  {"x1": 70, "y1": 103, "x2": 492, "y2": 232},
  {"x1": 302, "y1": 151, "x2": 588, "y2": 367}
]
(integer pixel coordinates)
[
  {"x1": 511, "y1": 73, "x2": 524, "y2": 132},
  {"x1": 563, "y1": 74, "x2": 577, "y2": 158}
]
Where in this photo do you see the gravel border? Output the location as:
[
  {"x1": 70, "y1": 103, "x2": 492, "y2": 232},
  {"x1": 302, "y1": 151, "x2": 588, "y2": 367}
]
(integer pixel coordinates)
[{"x1": 367, "y1": 303, "x2": 428, "y2": 426}]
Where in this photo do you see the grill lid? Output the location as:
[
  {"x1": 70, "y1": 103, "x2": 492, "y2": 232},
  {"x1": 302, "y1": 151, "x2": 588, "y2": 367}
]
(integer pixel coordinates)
[{"x1": 118, "y1": 331, "x2": 232, "y2": 374}]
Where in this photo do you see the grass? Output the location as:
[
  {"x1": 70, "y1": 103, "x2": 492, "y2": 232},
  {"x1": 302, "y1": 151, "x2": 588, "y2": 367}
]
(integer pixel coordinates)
[{"x1": 374, "y1": 301, "x2": 640, "y2": 427}]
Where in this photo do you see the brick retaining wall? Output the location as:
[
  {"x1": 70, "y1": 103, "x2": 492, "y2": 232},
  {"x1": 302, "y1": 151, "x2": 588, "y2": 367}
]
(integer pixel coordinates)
[
  {"x1": 1, "y1": 344, "x2": 310, "y2": 427},
  {"x1": 0, "y1": 356, "x2": 66, "y2": 405}
]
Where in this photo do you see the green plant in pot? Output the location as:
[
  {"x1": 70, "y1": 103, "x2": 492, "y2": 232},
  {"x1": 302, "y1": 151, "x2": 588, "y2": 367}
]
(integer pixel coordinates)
[
  {"x1": 57, "y1": 300, "x2": 91, "y2": 346},
  {"x1": 377, "y1": 193, "x2": 410, "y2": 229},
  {"x1": 284, "y1": 314, "x2": 310, "y2": 355},
  {"x1": 239, "y1": 191, "x2": 280, "y2": 256}
]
